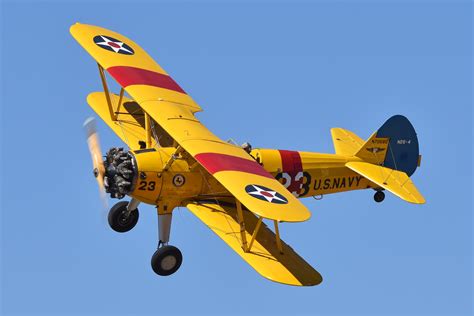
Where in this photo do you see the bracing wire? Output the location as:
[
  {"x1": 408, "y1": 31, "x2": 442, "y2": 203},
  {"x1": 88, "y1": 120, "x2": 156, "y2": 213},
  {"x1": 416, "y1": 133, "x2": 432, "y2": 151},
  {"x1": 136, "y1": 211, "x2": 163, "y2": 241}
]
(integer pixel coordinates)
[{"x1": 196, "y1": 167, "x2": 242, "y2": 245}]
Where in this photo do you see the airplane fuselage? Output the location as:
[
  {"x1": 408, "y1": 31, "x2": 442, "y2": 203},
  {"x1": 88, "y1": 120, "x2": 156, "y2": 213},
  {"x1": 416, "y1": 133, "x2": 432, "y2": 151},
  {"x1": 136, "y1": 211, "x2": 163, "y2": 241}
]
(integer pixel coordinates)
[
  {"x1": 120, "y1": 147, "x2": 375, "y2": 208},
  {"x1": 252, "y1": 149, "x2": 374, "y2": 198}
]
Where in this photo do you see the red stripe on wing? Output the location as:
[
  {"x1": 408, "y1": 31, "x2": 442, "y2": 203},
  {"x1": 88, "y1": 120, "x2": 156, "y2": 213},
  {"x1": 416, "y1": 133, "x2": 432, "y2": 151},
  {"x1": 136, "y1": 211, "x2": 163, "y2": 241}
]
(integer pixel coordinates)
[
  {"x1": 195, "y1": 153, "x2": 273, "y2": 179},
  {"x1": 107, "y1": 66, "x2": 186, "y2": 94}
]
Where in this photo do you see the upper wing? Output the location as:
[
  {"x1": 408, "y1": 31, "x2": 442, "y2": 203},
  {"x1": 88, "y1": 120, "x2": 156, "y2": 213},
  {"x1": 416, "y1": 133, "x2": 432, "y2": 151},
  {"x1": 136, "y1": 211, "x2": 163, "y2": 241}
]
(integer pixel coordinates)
[
  {"x1": 346, "y1": 162, "x2": 425, "y2": 204},
  {"x1": 187, "y1": 201, "x2": 322, "y2": 286},
  {"x1": 141, "y1": 99, "x2": 311, "y2": 222},
  {"x1": 70, "y1": 23, "x2": 201, "y2": 113},
  {"x1": 331, "y1": 128, "x2": 364, "y2": 156},
  {"x1": 72, "y1": 23, "x2": 311, "y2": 222}
]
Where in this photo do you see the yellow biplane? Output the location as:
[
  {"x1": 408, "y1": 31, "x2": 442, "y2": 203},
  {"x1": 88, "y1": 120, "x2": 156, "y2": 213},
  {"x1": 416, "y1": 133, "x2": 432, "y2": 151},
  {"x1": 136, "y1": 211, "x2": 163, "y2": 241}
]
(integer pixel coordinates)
[{"x1": 72, "y1": 23, "x2": 425, "y2": 286}]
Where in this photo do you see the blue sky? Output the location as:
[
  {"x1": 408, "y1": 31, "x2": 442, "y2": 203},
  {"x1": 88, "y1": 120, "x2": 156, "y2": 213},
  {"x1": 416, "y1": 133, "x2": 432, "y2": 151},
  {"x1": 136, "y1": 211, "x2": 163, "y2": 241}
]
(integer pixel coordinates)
[{"x1": 1, "y1": 1, "x2": 472, "y2": 315}]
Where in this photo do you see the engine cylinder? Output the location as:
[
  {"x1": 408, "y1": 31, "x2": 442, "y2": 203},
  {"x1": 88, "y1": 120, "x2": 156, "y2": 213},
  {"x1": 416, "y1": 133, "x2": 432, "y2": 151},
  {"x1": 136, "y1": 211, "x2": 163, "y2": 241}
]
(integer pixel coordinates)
[{"x1": 103, "y1": 147, "x2": 136, "y2": 199}]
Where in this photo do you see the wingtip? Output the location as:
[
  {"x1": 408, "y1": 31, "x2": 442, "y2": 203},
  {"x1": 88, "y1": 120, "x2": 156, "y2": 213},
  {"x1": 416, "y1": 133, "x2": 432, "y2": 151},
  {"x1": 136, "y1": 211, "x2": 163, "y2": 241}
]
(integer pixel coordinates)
[
  {"x1": 416, "y1": 196, "x2": 426, "y2": 204},
  {"x1": 69, "y1": 23, "x2": 79, "y2": 34},
  {"x1": 69, "y1": 22, "x2": 88, "y2": 34}
]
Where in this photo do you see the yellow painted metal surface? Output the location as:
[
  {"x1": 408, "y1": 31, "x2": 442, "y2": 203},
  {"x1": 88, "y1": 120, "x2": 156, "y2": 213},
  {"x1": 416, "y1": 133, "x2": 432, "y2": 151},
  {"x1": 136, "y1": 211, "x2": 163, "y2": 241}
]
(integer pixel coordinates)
[
  {"x1": 346, "y1": 162, "x2": 425, "y2": 204},
  {"x1": 187, "y1": 202, "x2": 322, "y2": 286},
  {"x1": 251, "y1": 149, "x2": 282, "y2": 171},
  {"x1": 70, "y1": 23, "x2": 201, "y2": 113},
  {"x1": 330, "y1": 128, "x2": 364, "y2": 156},
  {"x1": 129, "y1": 148, "x2": 204, "y2": 204},
  {"x1": 295, "y1": 151, "x2": 372, "y2": 196}
]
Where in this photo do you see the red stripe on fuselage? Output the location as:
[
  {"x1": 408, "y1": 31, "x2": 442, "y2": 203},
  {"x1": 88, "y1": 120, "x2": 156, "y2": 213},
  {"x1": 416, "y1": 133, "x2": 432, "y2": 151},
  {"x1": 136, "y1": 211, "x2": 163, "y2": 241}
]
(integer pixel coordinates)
[
  {"x1": 195, "y1": 153, "x2": 273, "y2": 179},
  {"x1": 278, "y1": 150, "x2": 303, "y2": 194},
  {"x1": 279, "y1": 150, "x2": 303, "y2": 174},
  {"x1": 107, "y1": 66, "x2": 186, "y2": 94}
]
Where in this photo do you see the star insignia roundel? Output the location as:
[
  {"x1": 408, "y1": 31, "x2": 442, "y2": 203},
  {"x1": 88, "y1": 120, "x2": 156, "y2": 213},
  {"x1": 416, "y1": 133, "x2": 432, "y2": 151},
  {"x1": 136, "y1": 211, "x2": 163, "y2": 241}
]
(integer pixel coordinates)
[
  {"x1": 245, "y1": 184, "x2": 288, "y2": 204},
  {"x1": 93, "y1": 35, "x2": 134, "y2": 55}
]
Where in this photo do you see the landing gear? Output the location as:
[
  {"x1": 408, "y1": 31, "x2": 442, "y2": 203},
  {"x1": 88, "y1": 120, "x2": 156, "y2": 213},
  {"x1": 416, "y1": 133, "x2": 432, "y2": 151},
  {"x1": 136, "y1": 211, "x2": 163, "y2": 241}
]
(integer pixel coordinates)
[
  {"x1": 374, "y1": 190, "x2": 385, "y2": 203},
  {"x1": 151, "y1": 245, "x2": 183, "y2": 276},
  {"x1": 151, "y1": 210, "x2": 183, "y2": 276},
  {"x1": 108, "y1": 200, "x2": 140, "y2": 233}
]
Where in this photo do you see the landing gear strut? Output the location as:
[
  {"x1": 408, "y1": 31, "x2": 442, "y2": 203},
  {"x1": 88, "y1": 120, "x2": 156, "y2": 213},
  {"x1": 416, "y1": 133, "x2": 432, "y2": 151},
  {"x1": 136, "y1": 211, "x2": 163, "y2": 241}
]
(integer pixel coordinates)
[
  {"x1": 150, "y1": 211, "x2": 183, "y2": 276},
  {"x1": 108, "y1": 199, "x2": 140, "y2": 232},
  {"x1": 374, "y1": 190, "x2": 385, "y2": 203}
]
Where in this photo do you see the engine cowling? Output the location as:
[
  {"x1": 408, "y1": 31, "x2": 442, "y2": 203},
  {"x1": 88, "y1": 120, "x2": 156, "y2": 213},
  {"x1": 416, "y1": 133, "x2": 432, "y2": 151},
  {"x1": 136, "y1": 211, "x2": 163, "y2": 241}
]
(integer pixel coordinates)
[{"x1": 103, "y1": 147, "x2": 206, "y2": 205}]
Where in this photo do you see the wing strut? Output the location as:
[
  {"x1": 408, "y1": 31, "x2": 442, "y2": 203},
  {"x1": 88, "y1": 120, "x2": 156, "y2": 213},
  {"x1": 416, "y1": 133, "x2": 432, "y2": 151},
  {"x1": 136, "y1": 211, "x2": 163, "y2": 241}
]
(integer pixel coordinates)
[
  {"x1": 144, "y1": 112, "x2": 153, "y2": 148},
  {"x1": 234, "y1": 202, "x2": 283, "y2": 254},
  {"x1": 273, "y1": 220, "x2": 283, "y2": 254},
  {"x1": 160, "y1": 146, "x2": 184, "y2": 176},
  {"x1": 247, "y1": 216, "x2": 263, "y2": 251},
  {"x1": 235, "y1": 200, "x2": 249, "y2": 252},
  {"x1": 115, "y1": 88, "x2": 125, "y2": 115},
  {"x1": 97, "y1": 63, "x2": 117, "y2": 121}
]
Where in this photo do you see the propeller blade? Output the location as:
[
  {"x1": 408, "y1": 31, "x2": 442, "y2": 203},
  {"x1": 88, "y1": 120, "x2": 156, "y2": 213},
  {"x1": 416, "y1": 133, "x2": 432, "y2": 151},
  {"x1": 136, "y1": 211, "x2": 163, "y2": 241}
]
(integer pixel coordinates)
[{"x1": 84, "y1": 117, "x2": 108, "y2": 209}]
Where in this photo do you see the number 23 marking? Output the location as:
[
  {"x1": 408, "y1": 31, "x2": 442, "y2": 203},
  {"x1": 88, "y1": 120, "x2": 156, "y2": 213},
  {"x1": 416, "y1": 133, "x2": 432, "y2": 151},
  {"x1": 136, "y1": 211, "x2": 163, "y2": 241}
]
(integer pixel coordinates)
[
  {"x1": 276, "y1": 172, "x2": 311, "y2": 197},
  {"x1": 138, "y1": 181, "x2": 156, "y2": 191}
]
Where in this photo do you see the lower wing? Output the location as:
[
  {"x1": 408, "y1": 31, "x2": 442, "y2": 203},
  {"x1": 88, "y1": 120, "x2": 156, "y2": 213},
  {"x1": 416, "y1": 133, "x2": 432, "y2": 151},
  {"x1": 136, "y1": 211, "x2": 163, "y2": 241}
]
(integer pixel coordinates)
[{"x1": 187, "y1": 201, "x2": 322, "y2": 286}]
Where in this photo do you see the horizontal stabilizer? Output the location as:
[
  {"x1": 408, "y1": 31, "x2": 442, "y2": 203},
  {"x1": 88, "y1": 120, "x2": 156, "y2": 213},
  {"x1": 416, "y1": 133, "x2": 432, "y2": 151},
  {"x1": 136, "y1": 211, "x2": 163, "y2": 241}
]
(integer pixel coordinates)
[
  {"x1": 346, "y1": 162, "x2": 425, "y2": 204},
  {"x1": 187, "y1": 202, "x2": 322, "y2": 286}
]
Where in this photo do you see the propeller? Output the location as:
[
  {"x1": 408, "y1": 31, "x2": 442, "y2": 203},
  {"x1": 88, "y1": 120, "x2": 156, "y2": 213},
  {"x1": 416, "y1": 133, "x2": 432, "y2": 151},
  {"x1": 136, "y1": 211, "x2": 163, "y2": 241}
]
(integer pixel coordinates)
[{"x1": 83, "y1": 117, "x2": 108, "y2": 210}]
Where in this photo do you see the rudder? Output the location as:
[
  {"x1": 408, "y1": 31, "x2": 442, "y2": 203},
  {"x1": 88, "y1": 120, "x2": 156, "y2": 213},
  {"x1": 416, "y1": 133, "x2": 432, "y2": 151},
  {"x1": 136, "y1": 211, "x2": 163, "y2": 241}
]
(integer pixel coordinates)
[
  {"x1": 354, "y1": 115, "x2": 420, "y2": 177},
  {"x1": 377, "y1": 115, "x2": 420, "y2": 177}
]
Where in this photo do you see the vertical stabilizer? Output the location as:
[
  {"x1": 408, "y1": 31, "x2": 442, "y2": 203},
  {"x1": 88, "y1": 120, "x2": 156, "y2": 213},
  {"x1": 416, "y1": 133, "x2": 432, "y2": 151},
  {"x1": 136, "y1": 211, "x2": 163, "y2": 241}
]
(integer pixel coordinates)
[
  {"x1": 376, "y1": 115, "x2": 420, "y2": 176},
  {"x1": 354, "y1": 132, "x2": 390, "y2": 165},
  {"x1": 352, "y1": 115, "x2": 420, "y2": 176}
]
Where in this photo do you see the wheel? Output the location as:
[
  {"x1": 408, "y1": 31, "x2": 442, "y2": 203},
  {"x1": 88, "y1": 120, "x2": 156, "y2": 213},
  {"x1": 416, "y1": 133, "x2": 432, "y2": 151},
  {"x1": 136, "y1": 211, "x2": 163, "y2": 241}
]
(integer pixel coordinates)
[
  {"x1": 108, "y1": 201, "x2": 139, "y2": 233},
  {"x1": 374, "y1": 191, "x2": 385, "y2": 203},
  {"x1": 151, "y1": 245, "x2": 183, "y2": 276}
]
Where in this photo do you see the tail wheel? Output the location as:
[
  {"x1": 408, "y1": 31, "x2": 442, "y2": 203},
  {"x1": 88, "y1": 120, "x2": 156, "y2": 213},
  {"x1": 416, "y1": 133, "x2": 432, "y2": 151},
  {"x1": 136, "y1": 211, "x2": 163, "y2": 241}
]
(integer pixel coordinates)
[
  {"x1": 108, "y1": 201, "x2": 139, "y2": 233},
  {"x1": 374, "y1": 191, "x2": 385, "y2": 203},
  {"x1": 151, "y1": 245, "x2": 182, "y2": 276}
]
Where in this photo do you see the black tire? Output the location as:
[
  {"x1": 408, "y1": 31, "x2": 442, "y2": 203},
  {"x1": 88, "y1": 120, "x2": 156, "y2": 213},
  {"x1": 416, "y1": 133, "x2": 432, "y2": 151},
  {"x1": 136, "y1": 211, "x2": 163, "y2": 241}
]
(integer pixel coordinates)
[
  {"x1": 108, "y1": 201, "x2": 139, "y2": 233},
  {"x1": 151, "y1": 246, "x2": 183, "y2": 276},
  {"x1": 374, "y1": 191, "x2": 385, "y2": 203}
]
